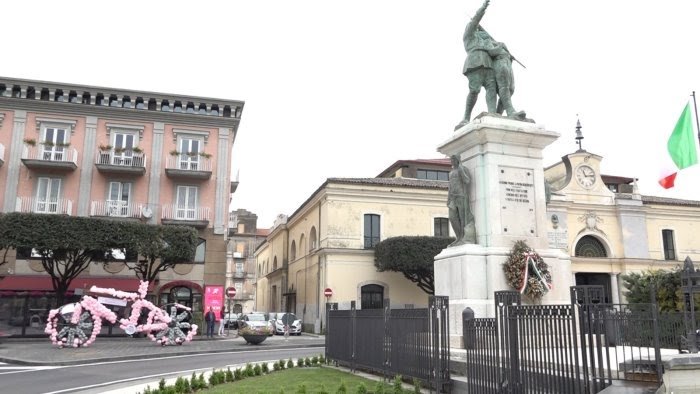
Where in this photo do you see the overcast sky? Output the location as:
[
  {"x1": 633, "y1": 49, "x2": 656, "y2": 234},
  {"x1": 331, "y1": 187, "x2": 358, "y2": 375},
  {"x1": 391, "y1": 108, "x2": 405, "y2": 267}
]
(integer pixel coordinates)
[{"x1": 4, "y1": 1, "x2": 700, "y2": 228}]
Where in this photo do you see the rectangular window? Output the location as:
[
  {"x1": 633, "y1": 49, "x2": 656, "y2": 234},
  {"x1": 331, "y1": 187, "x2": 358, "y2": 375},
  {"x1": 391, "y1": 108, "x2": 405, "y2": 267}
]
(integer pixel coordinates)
[
  {"x1": 434, "y1": 217, "x2": 450, "y2": 237},
  {"x1": 36, "y1": 177, "x2": 61, "y2": 213},
  {"x1": 112, "y1": 132, "x2": 136, "y2": 165},
  {"x1": 364, "y1": 214, "x2": 380, "y2": 249},
  {"x1": 107, "y1": 181, "x2": 132, "y2": 216},
  {"x1": 236, "y1": 262, "x2": 244, "y2": 275},
  {"x1": 416, "y1": 169, "x2": 449, "y2": 181},
  {"x1": 662, "y1": 229, "x2": 676, "y2": 260},
  {"x1": 176, "y1": 185, "x2": 198, "y2": 219},
  {"x1": 42, "y1": 127, "x2": 67, "y2": 161},
  {"x1": 178, "y1": 138, "x2": 201, "y2": 170},
  {"x1": 194, "y1": 238, "x2": 206, "y2": 263}
]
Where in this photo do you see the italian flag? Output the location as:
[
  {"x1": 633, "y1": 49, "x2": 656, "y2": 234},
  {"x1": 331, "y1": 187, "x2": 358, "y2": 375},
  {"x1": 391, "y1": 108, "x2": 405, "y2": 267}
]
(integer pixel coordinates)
[{"x1": 659, "y1": 103, "x2": 698, "y2": 189}]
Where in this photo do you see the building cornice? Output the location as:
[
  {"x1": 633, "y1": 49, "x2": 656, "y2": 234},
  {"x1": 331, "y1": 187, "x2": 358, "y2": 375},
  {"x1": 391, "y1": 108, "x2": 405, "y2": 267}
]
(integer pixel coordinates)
[{"x1": 0, "y1": 97, "x2": 240, "y2": 130}]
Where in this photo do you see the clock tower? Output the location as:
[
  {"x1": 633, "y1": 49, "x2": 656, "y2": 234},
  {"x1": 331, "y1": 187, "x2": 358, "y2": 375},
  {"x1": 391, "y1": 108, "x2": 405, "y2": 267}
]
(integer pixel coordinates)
[{"x1": 545, "y1": 150, "x2": 615, "y2": 203}]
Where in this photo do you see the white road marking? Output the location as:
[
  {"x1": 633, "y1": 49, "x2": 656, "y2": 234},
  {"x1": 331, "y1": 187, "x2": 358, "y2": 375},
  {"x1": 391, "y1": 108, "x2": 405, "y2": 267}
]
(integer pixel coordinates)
[{"x1": 0, "y1": 365, "x2": 60, "y2": 374}]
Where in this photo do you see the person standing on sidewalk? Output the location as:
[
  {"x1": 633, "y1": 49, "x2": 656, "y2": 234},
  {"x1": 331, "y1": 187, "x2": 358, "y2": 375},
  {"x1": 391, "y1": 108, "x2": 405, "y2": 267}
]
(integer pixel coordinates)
[
  {"x1": 217, "y1": 307, "x2": 226, "y2": 336},
  {"x1": 204, "y1": 307, "x2": 216, "y2": 338}
]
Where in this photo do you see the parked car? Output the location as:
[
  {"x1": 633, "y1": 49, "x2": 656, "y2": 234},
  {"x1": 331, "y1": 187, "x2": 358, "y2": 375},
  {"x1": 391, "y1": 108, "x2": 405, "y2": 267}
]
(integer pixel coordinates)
[
  {"x1": 269, "y1": 312, "x2": 302, "y2": 335},
  {"x1": 223, "y1": 312, "x2": 239, "y2": 329},
  {"x1": 238, "y1": 313, "x2": 274, "y2": 336}
]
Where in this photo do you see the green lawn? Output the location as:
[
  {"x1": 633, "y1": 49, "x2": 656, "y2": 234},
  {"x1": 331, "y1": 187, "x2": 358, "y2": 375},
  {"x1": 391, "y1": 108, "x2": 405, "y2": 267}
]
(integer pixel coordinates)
[{"x1": 201, "y1": 367, "x2": 393, "y2": 394}]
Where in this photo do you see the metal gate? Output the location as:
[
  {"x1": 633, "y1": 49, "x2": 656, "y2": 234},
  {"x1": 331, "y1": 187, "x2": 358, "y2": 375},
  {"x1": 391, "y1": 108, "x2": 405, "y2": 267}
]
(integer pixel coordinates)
[
  {"x1": 464, "y1": 286, "x2": 663, "y2": 393},
  {"x1": 325, "y1": 296, "x2": 450, "y2": 392}
]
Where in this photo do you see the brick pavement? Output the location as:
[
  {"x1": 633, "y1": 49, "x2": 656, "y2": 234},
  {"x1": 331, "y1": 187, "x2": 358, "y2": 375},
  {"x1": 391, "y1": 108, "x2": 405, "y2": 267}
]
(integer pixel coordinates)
[{"x1": 0, "y1": 333, "x2": 324, "y2": 366}]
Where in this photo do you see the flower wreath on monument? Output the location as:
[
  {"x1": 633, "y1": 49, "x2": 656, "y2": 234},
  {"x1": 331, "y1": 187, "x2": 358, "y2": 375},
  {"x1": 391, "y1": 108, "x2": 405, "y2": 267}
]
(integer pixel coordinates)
[{"x1": 502, "y1": 240, "x2": 553, "y2": 301}]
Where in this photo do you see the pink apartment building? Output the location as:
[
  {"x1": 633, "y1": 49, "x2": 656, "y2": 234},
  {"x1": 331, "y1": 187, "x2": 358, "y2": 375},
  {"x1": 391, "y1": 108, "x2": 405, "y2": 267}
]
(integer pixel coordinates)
[{"x1": 0, "y1": 77, "x2": 243, "y2": 334}]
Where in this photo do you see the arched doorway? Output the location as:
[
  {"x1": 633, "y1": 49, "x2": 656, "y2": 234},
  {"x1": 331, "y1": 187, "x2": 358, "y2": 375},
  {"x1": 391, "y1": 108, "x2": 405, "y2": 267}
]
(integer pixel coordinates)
[
  {"x1": 574, "y1": 235, "x2": 612, "y2": 303},
  {"x1": 360, "y1": 284, "x2": 384, "y2": 309},
  {"x1": 157, "y1": 281, "x2": 203, "y2": 313}
]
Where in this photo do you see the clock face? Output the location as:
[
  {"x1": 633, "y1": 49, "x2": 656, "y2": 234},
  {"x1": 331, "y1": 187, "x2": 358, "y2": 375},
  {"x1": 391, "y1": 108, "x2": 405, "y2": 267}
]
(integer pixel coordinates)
[{"x1": 575, "y1": 165, "x2": 596, "y2": 188}]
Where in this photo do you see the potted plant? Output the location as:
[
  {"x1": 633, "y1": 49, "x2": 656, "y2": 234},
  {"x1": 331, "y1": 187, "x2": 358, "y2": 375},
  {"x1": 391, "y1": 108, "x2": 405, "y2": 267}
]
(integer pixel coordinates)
[
  {"x1": 169, "y1": 150, "x2": 180, "y2": 156},
  {"x1": 99, "y1": 144, "x2": 113, "y2": 152},
  {"x1": 56, "y1": 142, "x2": 71, "y2": 147},
  {"x1": 199, "y1": 152, "x2": 212, "y2": 159},
  {"x1": 23, "y1": 138, "x2": 36, "y2": 146},
  {"x1": 132, "y1": 146, "x2": 143, "y2": 154},
  {"x1": 238, "y1": 324, "x2": 271, "y2": 345},
  {"x1": 186, "y1": 151, "x2": 199, "y2": 157},
  {"x1": 114, "y1": 147, "x2": 126, "y2": 153},
  {"x1": 42, "y1": 141, "x2": 55, "y2": 147}
]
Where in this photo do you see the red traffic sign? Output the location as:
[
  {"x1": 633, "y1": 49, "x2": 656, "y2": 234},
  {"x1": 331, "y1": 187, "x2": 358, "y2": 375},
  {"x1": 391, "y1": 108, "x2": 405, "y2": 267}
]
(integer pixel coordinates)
[
  {"x1": 324, "y1": 288, "x2": 333, "y2": 297},
  {"x1": 226, "y1": 287, "x2": 236, "y2": 298}
]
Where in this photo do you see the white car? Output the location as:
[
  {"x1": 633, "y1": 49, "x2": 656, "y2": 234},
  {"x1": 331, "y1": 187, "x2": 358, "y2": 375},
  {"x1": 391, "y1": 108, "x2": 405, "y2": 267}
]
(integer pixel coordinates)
[{"x1": 269, "y1": 312, "x2": 302, "y2": 335}]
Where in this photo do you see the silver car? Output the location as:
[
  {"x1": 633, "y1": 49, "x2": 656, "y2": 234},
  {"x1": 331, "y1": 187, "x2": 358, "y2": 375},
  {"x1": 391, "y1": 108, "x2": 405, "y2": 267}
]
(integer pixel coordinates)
[{"x1": 269, "y1": 312, "x2": 302, "y2": 335}]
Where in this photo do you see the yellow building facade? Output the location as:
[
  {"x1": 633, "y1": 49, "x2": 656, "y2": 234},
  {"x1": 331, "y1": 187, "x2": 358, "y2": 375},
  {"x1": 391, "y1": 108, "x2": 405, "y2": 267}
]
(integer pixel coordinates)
[{"x1": 256, "y1": 153, "x2": 700, "y2": 333}]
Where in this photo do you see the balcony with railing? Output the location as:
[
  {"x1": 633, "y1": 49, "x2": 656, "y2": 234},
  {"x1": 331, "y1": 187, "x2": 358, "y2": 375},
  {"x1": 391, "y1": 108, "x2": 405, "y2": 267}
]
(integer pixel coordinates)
[
  {"x1": 164, "y1": 155, "x2": 212, "y2": 180},
  {"x1": 21, "y1": 145, "x2": 78, "y2": 171},
  {"x1": 161, "y1": 204, "x2": 210, "y2": 228},
  {"x1": 90, "y1": 200, "x2": 144, "y2": 219},
  {"x1": 95, "y1": 149, "x2": 147, "y2": 175},
  {"x1": 16, "y1": 196, "x2": 73, "y2": 215},
  {"x1": 0, "y1": 143, "x2": 5, "y2": 167}
]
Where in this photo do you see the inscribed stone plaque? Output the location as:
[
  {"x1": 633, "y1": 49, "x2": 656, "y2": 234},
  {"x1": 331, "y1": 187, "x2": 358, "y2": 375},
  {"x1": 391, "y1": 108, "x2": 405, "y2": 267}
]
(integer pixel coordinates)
[
  {"x1": 499, "y1": 166, "x2": 536, "y2": 236},
  {"x1": 547, "y1": 231, "x2": 569, "y2": 249}
]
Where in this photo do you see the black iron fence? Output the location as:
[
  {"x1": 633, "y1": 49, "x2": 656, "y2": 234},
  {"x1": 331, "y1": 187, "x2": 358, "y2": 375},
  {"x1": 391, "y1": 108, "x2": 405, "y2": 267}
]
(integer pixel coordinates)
[
  {"x1": 325, "y1": 296, "x2": 450, "y2": 392},
  {"x1": 463, "y1": 286, "x2": 665, "y2": 394}
]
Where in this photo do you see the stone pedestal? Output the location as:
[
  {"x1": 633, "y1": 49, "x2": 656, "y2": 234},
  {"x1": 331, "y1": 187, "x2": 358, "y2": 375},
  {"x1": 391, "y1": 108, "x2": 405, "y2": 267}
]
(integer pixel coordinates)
[{"x1": 435, "y1": 114, "x2": 573, "y2": 348}]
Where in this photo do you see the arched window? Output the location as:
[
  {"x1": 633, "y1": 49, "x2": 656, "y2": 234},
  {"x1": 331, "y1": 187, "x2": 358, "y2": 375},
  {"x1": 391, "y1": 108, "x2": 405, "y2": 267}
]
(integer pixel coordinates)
[
  {"x1": 361, "y1": 284, "x2": 384, "y2": 309},
  {"x1": 574, "y1": 235, "x2": 607, "y2": 257},
  {"x1": 273, "y1": 256, "x2": 278, "y2": 271},
  {"x1": 290, "y1": 241, "x2": 296, "y2": 262},
  {"x1": 309, "y1": 227, "x2": 317, "y2": 251}
]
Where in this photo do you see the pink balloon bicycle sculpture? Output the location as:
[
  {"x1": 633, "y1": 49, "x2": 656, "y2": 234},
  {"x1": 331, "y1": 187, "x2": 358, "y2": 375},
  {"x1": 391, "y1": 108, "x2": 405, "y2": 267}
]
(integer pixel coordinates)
[{"x1": 44, "y1": 281, "x2": 197, "y2": 348}]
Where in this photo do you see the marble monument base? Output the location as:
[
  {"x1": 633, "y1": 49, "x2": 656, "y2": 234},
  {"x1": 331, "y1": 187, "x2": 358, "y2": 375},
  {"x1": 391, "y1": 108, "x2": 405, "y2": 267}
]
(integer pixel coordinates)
[{"x1": 434, "y1": 243, "x2": 572, "y2": 349}]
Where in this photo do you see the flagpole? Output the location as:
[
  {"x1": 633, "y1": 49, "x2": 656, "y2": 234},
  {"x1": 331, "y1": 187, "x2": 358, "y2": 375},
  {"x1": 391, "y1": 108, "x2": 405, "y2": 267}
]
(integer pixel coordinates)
[{"x1": 693, "y1": 91, "x2": 700, "y2": 146}]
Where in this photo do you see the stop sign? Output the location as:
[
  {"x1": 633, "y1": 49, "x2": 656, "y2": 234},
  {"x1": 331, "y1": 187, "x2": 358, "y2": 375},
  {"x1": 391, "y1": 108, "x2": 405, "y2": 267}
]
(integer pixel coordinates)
[
  {"x1": 324, "y1": 288, "x2": 333, "y2": 297},
  {"x1": 226, "y1": 287, "x2": 236, "y2": 298}
]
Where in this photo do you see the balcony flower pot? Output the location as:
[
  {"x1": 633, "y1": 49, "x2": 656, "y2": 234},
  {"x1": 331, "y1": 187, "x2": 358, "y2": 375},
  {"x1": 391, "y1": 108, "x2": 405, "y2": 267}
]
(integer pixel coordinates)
[
  {"x1": 23, "y1": 138, "x2": 36, "y2": 146},
  {"x1": 99, "y1": 144, "x2": 113, "y2": 152},
  {"x1": 42, "y1": 141, "x2": 55, "y2": 147},
  {"x1": 132, "y1": 147, "x2": 143, "y2": 154},
  {"x1": 169, "y1": 150, "x2": 180, "y2": 156},
  {"x1": 199, "y1": 152, "x2": 212, "y2": 159},
  {"x1": 186, "y1": 152, "x2": 199, "y2": 157}
]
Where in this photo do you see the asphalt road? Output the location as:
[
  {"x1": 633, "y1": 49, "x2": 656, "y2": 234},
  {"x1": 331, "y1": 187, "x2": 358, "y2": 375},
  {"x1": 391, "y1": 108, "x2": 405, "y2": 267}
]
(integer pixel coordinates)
[{"x1": 1, "y1": 346, "x2": 324, "y2": 394}]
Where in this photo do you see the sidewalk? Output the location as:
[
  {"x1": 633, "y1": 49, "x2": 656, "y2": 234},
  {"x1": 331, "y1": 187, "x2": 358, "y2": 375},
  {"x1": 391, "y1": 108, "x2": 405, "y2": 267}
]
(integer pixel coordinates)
[{"x1": 0, "y1": 333, "x2": 325, "y2": 366}]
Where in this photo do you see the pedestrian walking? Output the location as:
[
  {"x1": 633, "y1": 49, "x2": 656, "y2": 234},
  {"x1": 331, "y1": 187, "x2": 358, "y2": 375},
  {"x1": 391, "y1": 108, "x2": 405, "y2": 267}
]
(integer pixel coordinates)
[
  {"x1": 204, "y1": 307, "x2": 216, "y2": 338},
  {"x1": 218, "y1": 307, "x2": 226, "y2": 336}
]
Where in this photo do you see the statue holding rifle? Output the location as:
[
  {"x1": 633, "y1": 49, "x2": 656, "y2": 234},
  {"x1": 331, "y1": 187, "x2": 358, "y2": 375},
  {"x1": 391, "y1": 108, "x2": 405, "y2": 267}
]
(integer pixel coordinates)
[{"x1": 456, "y1": 0, "x2": 526, "y2": 129}]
